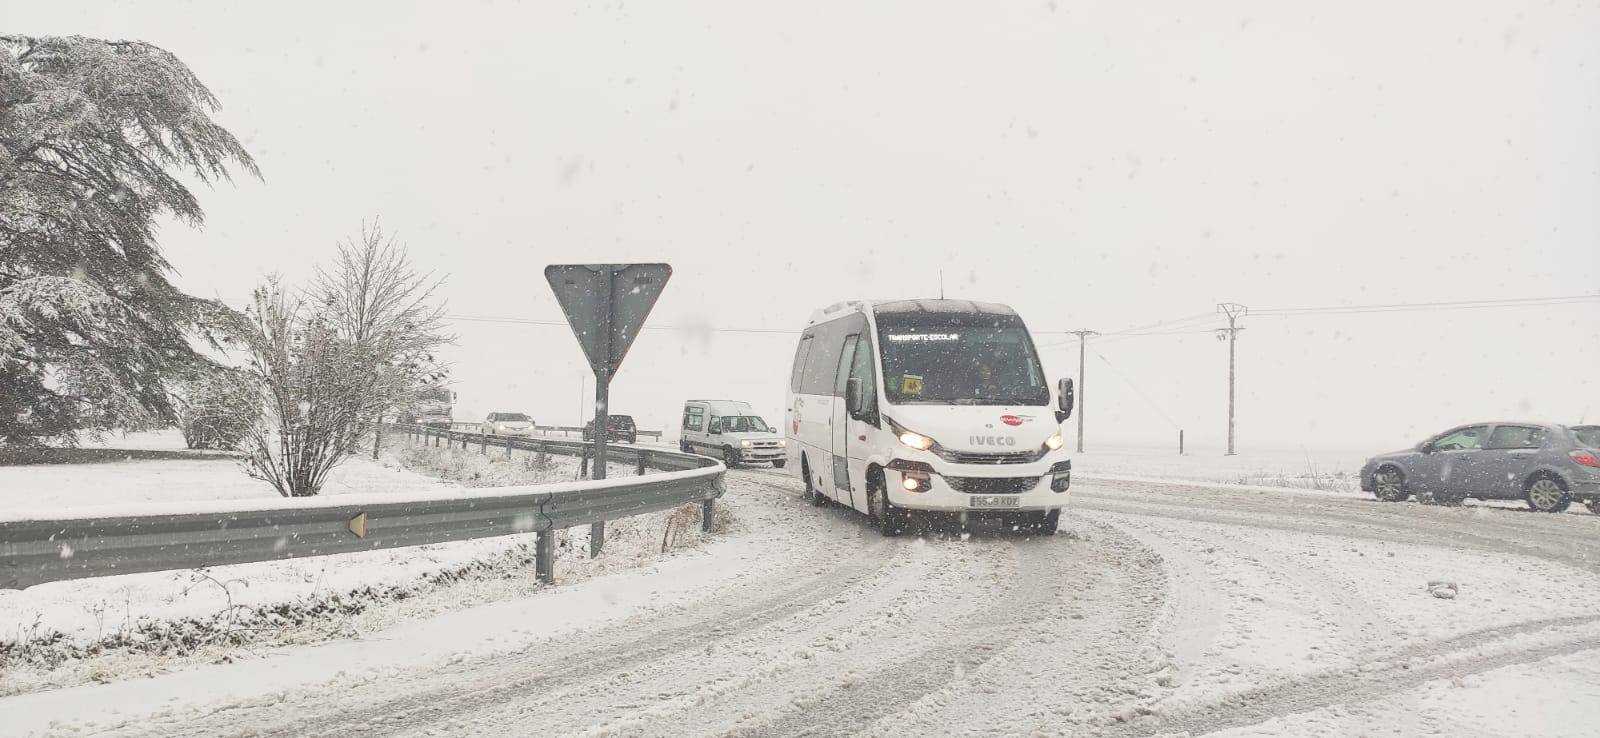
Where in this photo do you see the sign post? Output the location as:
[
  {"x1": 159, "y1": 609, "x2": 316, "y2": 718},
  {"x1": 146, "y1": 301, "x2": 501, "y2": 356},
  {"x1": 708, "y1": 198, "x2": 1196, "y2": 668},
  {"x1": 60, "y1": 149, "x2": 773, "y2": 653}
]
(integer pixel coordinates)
[{"x1": 545, "y1": 263, "x2": 672, "y2": 565}]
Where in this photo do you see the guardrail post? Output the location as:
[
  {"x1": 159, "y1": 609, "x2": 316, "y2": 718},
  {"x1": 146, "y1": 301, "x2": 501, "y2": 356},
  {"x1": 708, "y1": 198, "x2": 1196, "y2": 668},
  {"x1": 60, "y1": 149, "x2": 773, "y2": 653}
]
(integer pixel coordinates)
[
  {"x1": 536, "y1": 530, "x2": 555, "y2": 583},
  {"x1": 589, "y1": 522, "x2": 604, "y2": 558},
  {"x1": 480, "y1": 433, "x2": 487, "y2": 455},
  {"x1": 702, "y1": 497, "x2": 715, "y2": 533},
  {"x1": 579, "y1": 449, "x2": 591, "y2": 480},
  {"x1": 636, "y1": 451, "x2": 647, "y2": 476},
  {"x1": 506, "y1": 439, "x2": 513, "y2": 459}
]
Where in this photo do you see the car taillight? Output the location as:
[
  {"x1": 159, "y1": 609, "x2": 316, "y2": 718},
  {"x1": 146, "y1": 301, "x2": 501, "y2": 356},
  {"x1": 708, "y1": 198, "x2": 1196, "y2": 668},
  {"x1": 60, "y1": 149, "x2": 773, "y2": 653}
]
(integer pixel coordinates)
[{"x1": 1571, "y1": 450, "x2": 1600, "y2": 468}]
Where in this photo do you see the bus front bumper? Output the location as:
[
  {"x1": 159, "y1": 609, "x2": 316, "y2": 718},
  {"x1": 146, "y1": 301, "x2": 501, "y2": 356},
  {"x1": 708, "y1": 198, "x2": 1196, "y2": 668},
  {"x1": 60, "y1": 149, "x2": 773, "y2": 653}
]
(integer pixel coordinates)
[{"x1": 884, "y1": 458, "x2": 1071, "y2": 513}]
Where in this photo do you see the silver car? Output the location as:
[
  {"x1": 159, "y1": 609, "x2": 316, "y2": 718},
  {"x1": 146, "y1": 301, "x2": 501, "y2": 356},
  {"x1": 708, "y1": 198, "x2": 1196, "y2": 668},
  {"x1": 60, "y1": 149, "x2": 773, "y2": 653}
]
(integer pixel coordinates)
[
  {"x1": 483, "y1": 412, "x2": 535, "y2": 436},
  {"x1": 1360, "y1": 423, "x2": 1600, "y2": 513}
]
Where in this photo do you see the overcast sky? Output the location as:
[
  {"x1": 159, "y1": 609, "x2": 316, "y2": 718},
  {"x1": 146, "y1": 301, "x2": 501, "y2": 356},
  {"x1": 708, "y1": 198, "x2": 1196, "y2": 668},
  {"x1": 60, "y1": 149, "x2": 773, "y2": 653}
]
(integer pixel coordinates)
[{"x1": 17, "y1": 1, "x2": 1600, "y2": 451}]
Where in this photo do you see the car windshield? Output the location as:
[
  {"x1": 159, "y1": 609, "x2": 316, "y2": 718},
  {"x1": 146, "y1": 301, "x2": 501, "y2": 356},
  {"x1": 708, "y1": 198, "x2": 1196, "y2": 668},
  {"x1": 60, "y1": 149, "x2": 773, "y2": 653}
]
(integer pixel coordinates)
[
  {"x1": 721, "y1": 416, "x2": 769, "y2": 433},
  {"x1": 875, "y1": 313, "x2": 1048, "y2": 405},
  {"x1": 1576, "y1": 427, "x2": 1600, "y2": 449},
  {"x1": 496, "y1": 413, "x2": 529, "y2": 422}
]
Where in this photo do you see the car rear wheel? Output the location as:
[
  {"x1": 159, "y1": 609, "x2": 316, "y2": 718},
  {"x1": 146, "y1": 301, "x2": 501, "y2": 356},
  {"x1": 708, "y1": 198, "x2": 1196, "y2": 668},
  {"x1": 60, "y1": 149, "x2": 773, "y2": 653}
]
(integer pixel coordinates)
[
  {"x1": 1373, "y1": 467, "x2": 1410, "y2": 502},
  {"x1": 1525, "y1": 476, "x2": 1571, "y2": 513}
]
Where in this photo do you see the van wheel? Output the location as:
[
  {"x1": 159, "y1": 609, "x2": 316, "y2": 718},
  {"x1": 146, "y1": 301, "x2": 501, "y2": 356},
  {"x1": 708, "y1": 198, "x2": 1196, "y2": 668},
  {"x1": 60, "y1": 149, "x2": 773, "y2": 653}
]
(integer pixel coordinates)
[
  {"x1": 723, "y1": 447, "x2": 740, "y2": 468},
  {"x1": 868, "y1": 471, "x2": 908, "y2": 537},
  {"x1": 1525, "y1": 475, "x2": 1571, "y2": 513},
  {"x1": 802, "y1": 457, "x2": 827, "y2": 506},
  {"x1": 772, "y1": 459, "x2": 787, "y2": 469}
]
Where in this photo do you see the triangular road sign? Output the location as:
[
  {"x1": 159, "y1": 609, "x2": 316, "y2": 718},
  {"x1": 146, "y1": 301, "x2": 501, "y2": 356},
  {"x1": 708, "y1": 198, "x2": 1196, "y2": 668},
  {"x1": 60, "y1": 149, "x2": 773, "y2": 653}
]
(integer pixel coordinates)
[{"x1": 544, "y1": 264, "x2": 672, "y2": 377}]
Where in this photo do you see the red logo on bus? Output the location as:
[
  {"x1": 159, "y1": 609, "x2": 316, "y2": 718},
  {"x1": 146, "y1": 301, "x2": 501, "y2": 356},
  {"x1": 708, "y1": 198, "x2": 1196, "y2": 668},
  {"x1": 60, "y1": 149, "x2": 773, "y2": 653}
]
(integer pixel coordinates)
[{"x1": 1000, "y1": 415, "x2": 1023, "y2": 426}]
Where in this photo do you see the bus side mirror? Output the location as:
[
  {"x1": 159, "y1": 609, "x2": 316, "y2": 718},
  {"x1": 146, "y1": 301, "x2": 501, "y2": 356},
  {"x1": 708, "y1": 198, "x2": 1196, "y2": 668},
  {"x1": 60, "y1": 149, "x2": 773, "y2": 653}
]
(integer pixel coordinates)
[
  {"x1": 1056, "y1": 378, "x2": 1075, "y2": 424},
  {"x1": 846, "y1": 377, "x2": 865, "y2": 417}
]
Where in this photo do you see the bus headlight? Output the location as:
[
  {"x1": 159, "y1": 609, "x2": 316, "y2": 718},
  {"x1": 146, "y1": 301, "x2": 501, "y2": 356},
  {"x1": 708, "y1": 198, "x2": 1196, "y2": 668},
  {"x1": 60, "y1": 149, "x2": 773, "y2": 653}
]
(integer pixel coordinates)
[
  {"x1": 886, "y1": 417, "x2": 936, "y2": 451},
  {"x1": 897, "y1": 431, "x2": 934, "y2": 451},
  {"x1": 1044, "y1": 433, "x2": 1064, "y2": 451}
]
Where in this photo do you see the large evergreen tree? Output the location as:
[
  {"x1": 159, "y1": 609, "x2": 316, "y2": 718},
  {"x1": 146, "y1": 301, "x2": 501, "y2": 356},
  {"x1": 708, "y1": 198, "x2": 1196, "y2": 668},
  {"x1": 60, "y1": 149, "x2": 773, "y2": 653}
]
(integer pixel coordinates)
[{"x1": 0, "y1": 35, "x2": 258, "y2": 445}]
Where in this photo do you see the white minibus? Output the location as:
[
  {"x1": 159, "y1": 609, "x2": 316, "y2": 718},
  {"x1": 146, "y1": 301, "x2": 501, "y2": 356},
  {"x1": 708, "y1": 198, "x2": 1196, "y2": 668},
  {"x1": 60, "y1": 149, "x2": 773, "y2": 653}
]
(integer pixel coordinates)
[{"x1": 785, "y1": 299, "x2": 1074, "y2": 535}]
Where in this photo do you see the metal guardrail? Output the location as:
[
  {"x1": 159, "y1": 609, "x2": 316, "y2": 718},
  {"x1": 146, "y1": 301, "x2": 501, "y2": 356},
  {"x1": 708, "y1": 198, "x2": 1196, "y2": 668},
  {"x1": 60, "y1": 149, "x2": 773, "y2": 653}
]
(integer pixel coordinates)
[
  {"x1": 0, "y1": 425, "x2": 722, "y2": 590},
  {"x1": 444, "y1": 421, "x2": 664, "y2": 442}
]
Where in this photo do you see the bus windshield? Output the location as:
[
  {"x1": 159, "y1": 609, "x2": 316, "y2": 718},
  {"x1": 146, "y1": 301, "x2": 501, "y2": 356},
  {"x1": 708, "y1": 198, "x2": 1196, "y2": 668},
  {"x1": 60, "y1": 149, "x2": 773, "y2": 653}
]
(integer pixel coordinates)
[{"x1": 875, "y1": 313, "x2": 1049, "y2": 405}]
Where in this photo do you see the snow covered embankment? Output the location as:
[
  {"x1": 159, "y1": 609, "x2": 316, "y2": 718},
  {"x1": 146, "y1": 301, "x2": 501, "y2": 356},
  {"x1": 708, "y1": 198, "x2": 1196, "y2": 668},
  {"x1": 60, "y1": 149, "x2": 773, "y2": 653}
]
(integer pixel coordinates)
[{"x1": 0, "y1": 433, "x2": 730, "y2": 696}]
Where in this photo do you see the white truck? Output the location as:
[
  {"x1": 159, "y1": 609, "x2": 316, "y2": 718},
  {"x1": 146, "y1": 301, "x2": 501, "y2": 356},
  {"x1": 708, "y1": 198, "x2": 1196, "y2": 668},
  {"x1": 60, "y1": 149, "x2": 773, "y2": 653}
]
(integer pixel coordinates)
[{"x1": 680, "y1": 400, "x2": 787, "y2": 467}]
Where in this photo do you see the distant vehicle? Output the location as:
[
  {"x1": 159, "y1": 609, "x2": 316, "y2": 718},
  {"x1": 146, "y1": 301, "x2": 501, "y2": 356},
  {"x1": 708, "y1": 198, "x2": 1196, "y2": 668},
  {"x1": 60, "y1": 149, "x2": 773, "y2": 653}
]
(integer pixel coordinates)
[
  {"x1": 680, "y1": 400, "x2": 786, "y2": 467},
  {"x1": 1361, "y1": 422, "x2": 1600, "y2": 513},
  {"x1": 483, "y1": 412, "x2": 534, "y2": 436},
  {"x1": 410, "y1": 386, "x2": 454, "y2": 429},
  {"x1": 583, "y1": 414, "x2": 637, "y2": 444},
  {"x1": 786, "y1": 299, "x2": 1073, "y2": 536}
]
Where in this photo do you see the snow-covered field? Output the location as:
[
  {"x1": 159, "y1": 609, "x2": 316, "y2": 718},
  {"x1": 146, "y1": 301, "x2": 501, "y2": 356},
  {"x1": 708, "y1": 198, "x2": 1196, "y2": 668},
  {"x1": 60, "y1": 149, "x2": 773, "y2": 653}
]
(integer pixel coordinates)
[
  {"x1": 1071, "y1": 442, "x2": 1370, "y2": 493},
  {"x1": 0, "y1": 431, "x2": 451, "y2": 513},
  {"x1": 3, "y1": 464, "x2": 1597, "y2": 736},
  {"x1": 0, "y1": 431, "x2": 718, "y2": 698}
]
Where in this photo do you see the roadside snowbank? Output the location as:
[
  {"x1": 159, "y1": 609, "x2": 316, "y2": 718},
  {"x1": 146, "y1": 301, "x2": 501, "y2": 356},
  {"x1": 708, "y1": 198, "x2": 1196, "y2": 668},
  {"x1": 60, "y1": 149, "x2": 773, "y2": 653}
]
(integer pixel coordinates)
[{"x1": 0, "y1": 433, "x2": 730, "y2": 696}]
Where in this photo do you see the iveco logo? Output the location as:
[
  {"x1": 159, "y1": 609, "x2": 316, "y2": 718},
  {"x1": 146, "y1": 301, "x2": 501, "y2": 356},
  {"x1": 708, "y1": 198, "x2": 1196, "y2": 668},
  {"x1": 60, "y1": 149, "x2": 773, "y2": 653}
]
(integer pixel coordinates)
[{"x1": 970, "y1": 435, "x2": 1017, "y2": 446}]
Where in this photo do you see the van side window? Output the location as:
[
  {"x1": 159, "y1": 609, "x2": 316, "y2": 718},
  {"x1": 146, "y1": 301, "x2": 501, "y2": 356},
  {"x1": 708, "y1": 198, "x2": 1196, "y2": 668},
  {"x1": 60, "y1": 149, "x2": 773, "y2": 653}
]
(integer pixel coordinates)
[
  {"x1": 800, "y1": 323, "x2": 842, "y2": 395},
  {"x1": 848, "y1": 333, "x2": 878, "y2": 423},
  {"x1": 834, "y1": 335, "x2": 859, "y2": 396},
  {"x1": 789, "y1": 332, "x2": 814, "y2": 393}
]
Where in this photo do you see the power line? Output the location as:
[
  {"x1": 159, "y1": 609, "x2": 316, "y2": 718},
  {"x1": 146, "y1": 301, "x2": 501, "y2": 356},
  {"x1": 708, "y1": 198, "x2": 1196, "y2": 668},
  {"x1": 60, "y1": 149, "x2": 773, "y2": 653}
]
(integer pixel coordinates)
[
  {"x1": 447, "y1": 314, "x2": 801, "y2": 334},
  {"x1": 1255, "y1": 293, "x2": 1599, "y2": 316},
  {"x1": 1090, "y1": 347, "x2": 1181, "y2": 430}
]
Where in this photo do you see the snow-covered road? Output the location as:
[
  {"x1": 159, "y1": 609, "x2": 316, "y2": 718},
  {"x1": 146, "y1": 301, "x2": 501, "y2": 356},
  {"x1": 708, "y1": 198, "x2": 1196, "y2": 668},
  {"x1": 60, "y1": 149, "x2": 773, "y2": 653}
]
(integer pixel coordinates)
[{"x1": 7, "y1": 470, "x2": 1600, "y2": 737}]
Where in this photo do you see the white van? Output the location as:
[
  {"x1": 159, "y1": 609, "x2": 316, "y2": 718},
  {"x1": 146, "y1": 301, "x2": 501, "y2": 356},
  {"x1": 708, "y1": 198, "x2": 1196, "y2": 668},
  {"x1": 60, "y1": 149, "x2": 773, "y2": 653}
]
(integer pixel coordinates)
[
  {"x1": 785, "y1": 299, "x2": 1074, "y2": 535},
  {"x1": 680, "y1": 400, "x2": 787, "y2": 467}
]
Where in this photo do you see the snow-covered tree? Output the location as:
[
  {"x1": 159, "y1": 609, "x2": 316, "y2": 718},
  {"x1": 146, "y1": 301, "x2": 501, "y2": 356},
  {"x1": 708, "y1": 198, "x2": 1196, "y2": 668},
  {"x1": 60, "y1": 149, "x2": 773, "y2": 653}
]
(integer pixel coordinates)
[
  {"x1": 311, "y1": 222, "x2": 452, "y2": 434},
  {"x1": 230, "y1": 227, "x2": 450, "y2": 497},
  {"x1": 176, "y1": 368, "x2": 257, "y2": 451},
  {"x1": 0, "y1": 35, "x2": 258, "y2": 445}
]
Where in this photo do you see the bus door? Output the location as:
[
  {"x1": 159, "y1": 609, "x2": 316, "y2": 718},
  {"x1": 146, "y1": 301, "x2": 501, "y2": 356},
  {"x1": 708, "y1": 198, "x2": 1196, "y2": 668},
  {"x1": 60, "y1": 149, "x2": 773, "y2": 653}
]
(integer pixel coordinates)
[{"x1": 831, "y1": 334, "x2": 860, "y2": 508}]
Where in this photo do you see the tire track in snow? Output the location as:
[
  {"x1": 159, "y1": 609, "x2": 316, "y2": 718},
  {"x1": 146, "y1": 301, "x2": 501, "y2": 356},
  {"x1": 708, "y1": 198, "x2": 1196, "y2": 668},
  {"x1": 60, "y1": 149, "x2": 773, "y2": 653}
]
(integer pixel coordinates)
[{"x1": 1095, "y1": 616, "x2": 1600, "y2": 737}]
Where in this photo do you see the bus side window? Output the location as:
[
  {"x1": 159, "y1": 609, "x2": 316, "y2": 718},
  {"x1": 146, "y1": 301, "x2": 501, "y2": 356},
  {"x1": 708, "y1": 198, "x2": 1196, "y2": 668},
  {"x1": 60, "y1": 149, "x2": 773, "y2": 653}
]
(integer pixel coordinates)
[
  {"x1": 790, "y1": 333, "x2": 814, "y2": 393},
  {"x1": 848, "y1": 334, "x2": 878, "y2": 425}
]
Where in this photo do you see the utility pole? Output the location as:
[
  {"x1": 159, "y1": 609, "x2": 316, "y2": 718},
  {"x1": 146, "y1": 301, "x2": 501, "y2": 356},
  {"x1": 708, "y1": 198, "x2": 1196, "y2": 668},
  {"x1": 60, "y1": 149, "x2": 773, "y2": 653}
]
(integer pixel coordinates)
[
  {"x1": 1215, "y1": 303, "x2": 1247, "y2": 456},
  {"x1": 1066, "y1": 330, "x2": 1098, "y2": 452}
]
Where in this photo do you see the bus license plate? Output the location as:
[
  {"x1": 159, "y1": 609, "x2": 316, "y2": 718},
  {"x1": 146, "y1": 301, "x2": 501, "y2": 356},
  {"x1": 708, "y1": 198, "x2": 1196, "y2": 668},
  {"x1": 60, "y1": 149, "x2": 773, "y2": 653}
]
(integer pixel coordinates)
[{"x1": 969, "y1": 495, "x2": 1020, "y2": 509}]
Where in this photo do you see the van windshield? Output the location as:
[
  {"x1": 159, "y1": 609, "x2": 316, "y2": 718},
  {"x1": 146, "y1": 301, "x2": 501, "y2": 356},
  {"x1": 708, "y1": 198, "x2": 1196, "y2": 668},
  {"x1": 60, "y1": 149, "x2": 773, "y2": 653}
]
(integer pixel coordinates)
[
  {"x1": 721, "y1": 416, "x2": 769, "y2": 433},
  {"x1": 875, "y1": 313, "x2": 1049, "y2": 405}
]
